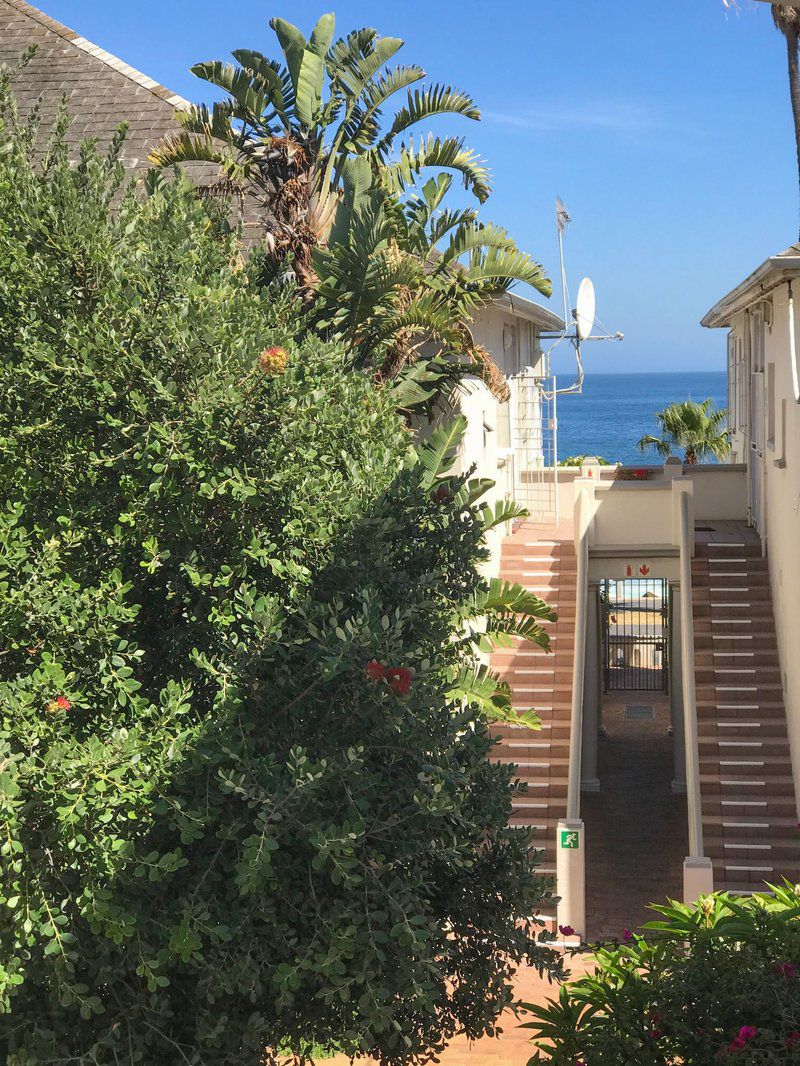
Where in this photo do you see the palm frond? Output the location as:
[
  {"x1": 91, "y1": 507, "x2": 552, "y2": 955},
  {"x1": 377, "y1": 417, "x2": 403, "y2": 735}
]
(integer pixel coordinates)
[
  {"x1": 464, "y1": 245, "x2": 552, "y2": 296},
  {"x1": 190, "y1": 61, "x2": 274, "y2": 125},
  {"x1": 378, "y1": 84, "x2": 480, "y2": 152},
  {"x1": 379, "y1": 134, "x2": 491, "y2": 203},
  {"x1": 148, "y1": 131, "x2": 232, "y2": 170}
]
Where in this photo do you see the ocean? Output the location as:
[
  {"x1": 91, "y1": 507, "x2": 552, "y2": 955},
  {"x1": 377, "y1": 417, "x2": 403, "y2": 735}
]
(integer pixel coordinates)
[{"x1": 555, "y1": 371, "x2": 727, "y2": 467}]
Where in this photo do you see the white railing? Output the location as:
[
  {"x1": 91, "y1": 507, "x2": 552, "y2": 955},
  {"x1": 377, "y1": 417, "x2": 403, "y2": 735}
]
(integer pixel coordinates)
[{"x1": 678, "y1": 490, "x2": 714, "y2": 899}]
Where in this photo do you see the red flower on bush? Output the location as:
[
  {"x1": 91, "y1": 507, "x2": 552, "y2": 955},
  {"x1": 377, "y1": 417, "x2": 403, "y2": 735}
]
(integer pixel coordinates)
[
  {"x1": 432, "y1": 484, "x2": 450, "y2": 503},
  {"x1": 385, "y1": 667, "x2": 412, "y2": 697},
  {"x1": 558, "y1": 924, "x2": 575, "y2": 938},
  {"x1": 258, "y1": 346, "x2": 288, "y2": 375},
  {"x1": 46, "y1": 695, "x2": 71, "y2": 713},
  {"x1": 728, "y1": 1026, "x2": 758, "y2": 1053},
  {"x1": 786, "y1": 1031, "x2": 800, "y2": 1050},
  {"x1": 365, "y1": 660, "x2": 385, "y2": 682},
  {"x1": 775, "y1": 961, "x2": 797, "y2": 978},
  {"x1": 622, "y1": 927, "x2": 633, "y2": 943}
]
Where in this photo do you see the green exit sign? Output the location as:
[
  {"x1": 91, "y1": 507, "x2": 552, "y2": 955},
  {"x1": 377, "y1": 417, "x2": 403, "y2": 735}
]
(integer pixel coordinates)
[{"x1": 560, "y1": 829, "x2": 580, "y2": 851}]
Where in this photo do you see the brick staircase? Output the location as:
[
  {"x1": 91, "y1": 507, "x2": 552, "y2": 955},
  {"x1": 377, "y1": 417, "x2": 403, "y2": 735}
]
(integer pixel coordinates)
[
  {"x1": 692, "y1": 538, "x2": 800, "y2": 894},
  {"x1": 489, "y1": 528, "x2": 577, "y2": 899}
]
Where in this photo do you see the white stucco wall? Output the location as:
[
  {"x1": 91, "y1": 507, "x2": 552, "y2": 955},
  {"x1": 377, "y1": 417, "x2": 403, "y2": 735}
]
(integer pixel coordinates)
[{"x1": 728, "y1": 293, "x2": 800, "y2": 806}]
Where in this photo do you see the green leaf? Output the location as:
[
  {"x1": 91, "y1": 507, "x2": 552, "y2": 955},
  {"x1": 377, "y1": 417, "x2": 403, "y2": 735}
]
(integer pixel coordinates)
[{"x1": 416, "y1": 416, "x2": 467, "y2": 490}]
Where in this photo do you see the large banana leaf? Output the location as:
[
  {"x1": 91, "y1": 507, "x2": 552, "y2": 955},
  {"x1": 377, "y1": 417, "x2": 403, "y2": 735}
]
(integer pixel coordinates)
[
  {"x1": 446, "y1": 664, "x2": 541, "y2": 728},
  {"x1": 470, "y1": 579, "x2": 557, "y2": 621},
  {"x1": 231, "y1": 49, "x2": 292, "y2": 123},
  {"x1": 416, "y1": 416, "x2": 467, "y2": 490},
  {"x1": 478, "y1": 498, "x2": 529, "y2": 532}
]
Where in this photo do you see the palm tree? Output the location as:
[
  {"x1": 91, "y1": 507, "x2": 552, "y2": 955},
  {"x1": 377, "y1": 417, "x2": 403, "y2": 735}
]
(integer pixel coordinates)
[
  {"x1": 637, "y1": 399, "x2": 732, "y2": 465},
  {"x1": 312, "y1": 173, "x2": 550, "y2": 405},
  {"x1": 772, "y1": 4, "x2": 800, "y2": 237},
  {"x1": 149, "y1": 13, "x2": 490, "y2": 288}
]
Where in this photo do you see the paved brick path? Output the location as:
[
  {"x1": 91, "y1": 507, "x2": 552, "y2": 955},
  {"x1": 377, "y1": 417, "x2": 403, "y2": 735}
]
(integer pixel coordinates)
[
  {"x1": 583, "y1": 692, "x2": 688, "y2": 939},
  {"x1": 327, "y1": 952, "x2": 591, "y2": 1066}
]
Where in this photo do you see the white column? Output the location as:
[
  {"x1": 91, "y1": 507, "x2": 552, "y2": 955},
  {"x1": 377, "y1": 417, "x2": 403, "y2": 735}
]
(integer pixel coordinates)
[
  {"x1": 556, "y1": 819, "x2": 586, "y2": 939},
  {"x1": 670, "y1": 582, "x2": 687, "y2": 795},
  {"x1": 581, "y1": 582, "x2": 601, "y2": 793}
]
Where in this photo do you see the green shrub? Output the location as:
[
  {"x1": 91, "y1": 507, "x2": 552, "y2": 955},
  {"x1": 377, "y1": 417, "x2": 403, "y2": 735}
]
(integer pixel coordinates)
[
  {"x1": 0, "y1": 89, "x2": 559, "y2": 1062},
  {"x1": 523, "y1": 887, "x2": 800, "y2": 1064}
]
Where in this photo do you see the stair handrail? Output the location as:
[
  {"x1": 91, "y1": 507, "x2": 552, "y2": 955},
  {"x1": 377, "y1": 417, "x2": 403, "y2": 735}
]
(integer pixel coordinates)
[
  {"x1": 566, "y1": 488, "x2": 590, "y2": 821},
  {"x1": 679, "y1": 489, "x2": 704, "y2": 859}
]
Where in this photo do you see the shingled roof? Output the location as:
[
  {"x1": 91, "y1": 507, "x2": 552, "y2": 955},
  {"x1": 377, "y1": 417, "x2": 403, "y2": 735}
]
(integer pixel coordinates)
[{"x1": 0, "y1": 0, "x2": 262, "y2": 242}]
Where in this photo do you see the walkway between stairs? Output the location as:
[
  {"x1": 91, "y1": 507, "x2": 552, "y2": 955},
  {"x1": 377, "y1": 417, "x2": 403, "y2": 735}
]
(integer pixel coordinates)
[{"x1": 583, "y1": 693, "x2": 687, "y2": 940}]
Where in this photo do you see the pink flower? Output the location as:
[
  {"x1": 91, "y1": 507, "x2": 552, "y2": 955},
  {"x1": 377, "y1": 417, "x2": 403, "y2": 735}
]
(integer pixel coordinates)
[
  {"x1": 775, "y1": 961, "x2": 797, "y2": 978},
  {"x1": 622, "y1": 927, "x2": 633, "y2": 942},
  {"x1": 785, "y1": 1031, "x2": 800, "y2": 1049},
  {"x1": 558, "y1": 924, "x2": 575, "y2": 938},
  {"x1": 385, "y1": 666, "x2": 412, "y2": 697},
  {"x1": 727, "y1": 1026, "x2": 757, "y2": 1054},
  {"x1": 432, "y1": 485, "x2": 450, "y2": 503},
  {"x1": 365, "y1": 660, "x2": 385, "y2": 682}
]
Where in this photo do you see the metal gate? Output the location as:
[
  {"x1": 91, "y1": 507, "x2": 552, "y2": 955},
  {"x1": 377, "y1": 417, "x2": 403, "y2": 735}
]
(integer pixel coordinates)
[
  {"x1": 602, "y1": 579, "x2": 669, "y2": 693},
  {"x1": 509, "y1": 371, "x2": 558, "y2": 523}
]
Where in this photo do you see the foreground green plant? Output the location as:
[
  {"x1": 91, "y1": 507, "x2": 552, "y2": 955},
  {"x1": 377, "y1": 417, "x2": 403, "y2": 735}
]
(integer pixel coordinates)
[
  {"x1": 0, "y1": 85, "x2": 560, "y2": 1064},
  {"x1": 523, "y1": 886, "x2": 800, "y2": 1064}
]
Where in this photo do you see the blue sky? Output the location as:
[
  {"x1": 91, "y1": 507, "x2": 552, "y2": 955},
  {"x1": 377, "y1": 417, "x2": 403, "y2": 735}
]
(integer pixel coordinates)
[{"x1": 44, "y1": 0, "x2": 799, "y2": 373}]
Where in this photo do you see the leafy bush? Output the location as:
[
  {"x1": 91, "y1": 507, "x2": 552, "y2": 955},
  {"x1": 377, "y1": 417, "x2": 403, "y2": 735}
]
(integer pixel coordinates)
[
  {"x1": 523, "y1": 887, "x2": 800, "y2": 1064},
  {"x1": 557, "y1": 456, "x2": 611, "y2": 468},
  {"x1": 0, "y1": 89, "x2": 560, "y2": 1062}
]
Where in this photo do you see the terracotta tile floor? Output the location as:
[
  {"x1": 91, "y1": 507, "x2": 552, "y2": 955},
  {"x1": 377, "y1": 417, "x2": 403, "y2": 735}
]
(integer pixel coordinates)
[
  {"x1": 583, "y1": 691, "x2": 688, "y2": 939},
  {"x1": 327, "y1": 952, "x2": 591, "y2": 1066}
]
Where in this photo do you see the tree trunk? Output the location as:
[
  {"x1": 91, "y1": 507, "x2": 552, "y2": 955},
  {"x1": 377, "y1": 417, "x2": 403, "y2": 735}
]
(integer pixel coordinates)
[
  {"x1": 685, "y1": 447, "x2": 698, "y2": 465},
  {"x1": 784, "y1": 22, "x2": 800, "y2": 240}
]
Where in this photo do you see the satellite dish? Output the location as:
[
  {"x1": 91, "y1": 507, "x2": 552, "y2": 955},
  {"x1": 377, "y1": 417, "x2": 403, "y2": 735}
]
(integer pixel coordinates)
[{"x1": 575, "y1": 278, "x2": 596, "y2": 342}]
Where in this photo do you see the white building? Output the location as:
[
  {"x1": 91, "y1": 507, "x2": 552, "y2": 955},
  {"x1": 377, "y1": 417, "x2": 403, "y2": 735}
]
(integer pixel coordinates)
[{"x1": 702, "y1": 244, "x2": 800, "y2": 798}]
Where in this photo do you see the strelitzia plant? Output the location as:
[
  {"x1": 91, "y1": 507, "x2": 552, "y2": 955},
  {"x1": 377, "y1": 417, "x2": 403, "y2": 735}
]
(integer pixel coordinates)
[{"x1": 150, "y1": 12, "x2": 490, "y2": 287}]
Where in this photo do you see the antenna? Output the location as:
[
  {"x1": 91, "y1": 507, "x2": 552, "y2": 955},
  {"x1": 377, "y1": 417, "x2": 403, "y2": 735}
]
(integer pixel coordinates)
[
  {"x1": 555, "y1": 197, "x2": 571, "y2": 333},
  {"x1": 541, "y1": 200, "x2": 623, "y2": 398}
]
